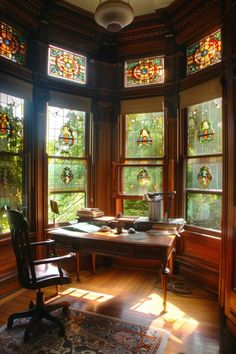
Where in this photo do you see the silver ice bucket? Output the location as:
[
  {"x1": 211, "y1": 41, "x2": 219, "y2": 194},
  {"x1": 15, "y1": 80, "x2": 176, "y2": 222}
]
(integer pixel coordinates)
[{"x1": 148, "y1": 197, "x2": 163, "y2": 222}]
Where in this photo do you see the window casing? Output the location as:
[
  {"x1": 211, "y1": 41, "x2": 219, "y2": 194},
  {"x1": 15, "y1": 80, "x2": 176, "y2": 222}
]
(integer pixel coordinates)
[
  {"x1": 183, "y1": 98, "x2": 222, "y2": 232},
  {"x1": 117, "y1": 111, "x2": 165, "y2": 216},
  {"x1": 47, "y1": 105, "x2": 90, "y2": 224}
]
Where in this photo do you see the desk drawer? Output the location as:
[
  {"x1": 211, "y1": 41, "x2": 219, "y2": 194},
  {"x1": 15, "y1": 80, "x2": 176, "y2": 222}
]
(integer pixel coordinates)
[
  {"x1": 79, "y1": 240, "x2": 132, "y2": 258},
  {"x1": 134, "y1": 246, "x2": 161, "y2": 259}
]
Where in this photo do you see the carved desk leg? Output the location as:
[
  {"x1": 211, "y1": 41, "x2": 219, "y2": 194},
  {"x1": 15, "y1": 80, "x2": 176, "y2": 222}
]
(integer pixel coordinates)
[{"x1": 161, "y1": 261, "x2": 170, "y2": 312}]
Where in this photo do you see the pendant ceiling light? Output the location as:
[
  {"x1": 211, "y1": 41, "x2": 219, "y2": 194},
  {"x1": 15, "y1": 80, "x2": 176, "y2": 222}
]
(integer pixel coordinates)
[{"x1": 94, "y1": 0, "x2": 134, "y2": 33}]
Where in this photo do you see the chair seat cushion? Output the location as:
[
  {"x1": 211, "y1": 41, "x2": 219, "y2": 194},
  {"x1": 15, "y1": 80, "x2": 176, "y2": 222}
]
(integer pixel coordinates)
[{"x1": 28, "y1": 263, "x2": 71, "y2": 289}]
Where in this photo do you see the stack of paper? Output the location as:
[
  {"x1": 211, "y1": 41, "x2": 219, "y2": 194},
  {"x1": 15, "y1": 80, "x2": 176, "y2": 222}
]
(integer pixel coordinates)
[{"x1": 77, "y1": 208, "x2": 104, "y2": 218}]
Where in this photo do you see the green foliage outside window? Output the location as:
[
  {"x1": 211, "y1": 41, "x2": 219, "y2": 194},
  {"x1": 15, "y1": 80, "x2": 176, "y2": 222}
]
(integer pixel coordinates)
[
  {"x1": 123, "y1": 200, "x2": 148, "y2": 217},
  {"x1": 0, "y1": 93, "x2": 24, "y2": 234}
]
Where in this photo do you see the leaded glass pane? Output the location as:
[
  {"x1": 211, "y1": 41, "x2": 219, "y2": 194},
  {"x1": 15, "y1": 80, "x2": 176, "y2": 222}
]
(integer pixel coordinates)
[
  {"x1": 0, "y1": 156, "x2": 23, "y2": 233},
  {"x1": 187, "y1": 157, "x2": 222, "y2": 191},
  {"x1": 125, "y1": 56, "x2": 164, "y2": 87},
  {"x1": 187, "y1": 98, "x2": 222, "y2": 156},
  {"x1": 48, "y1": 158, "x2": 87, "y2": 192},
  {"x1": 48, "y1": 45, "x2": 86, "y2": 84},
  {"x1": 121, "y1": 166, "x2": 163, "y2": 196},
  {"x1": 0, "y1": 93, "x2": 24, "y2": 153},
  {"x1": 0, "y1": 21, "x2": 26, "y2": 65},
  {"x1": 123, "y1": 200, "x2": 148, "y2": 217},
  {"x1": 47, "y1": 106, "x2": 85, "y2": 157},
  {"x1": 48, "y1": 192, "x2": 85, "y2": 223},
  {"x1": 186, "y1": 192, "x2": 222, "y2": 231},
  {"x1": 187, "y1": 29, "x2": 221, "y2": 75},
  {"x1": 125, "y1": 112, "x2": 164, "y2": 158}
]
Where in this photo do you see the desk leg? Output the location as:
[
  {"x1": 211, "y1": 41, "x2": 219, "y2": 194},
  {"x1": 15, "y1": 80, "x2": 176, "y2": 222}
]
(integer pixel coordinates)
[
  {"x1": 161, "y1": 262, "x2": 170, "y2": 312},
  {"x1": 76, "y1": 251, "x2": 80, "y2": 281},
  {"x1": 92, "y1": 253, "x2": 96, "y2": 274}
]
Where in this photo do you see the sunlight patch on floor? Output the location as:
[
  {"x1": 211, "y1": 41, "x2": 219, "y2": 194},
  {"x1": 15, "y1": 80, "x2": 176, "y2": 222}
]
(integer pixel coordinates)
[{"x1": 61, "y1": 287, "x2": 114, "y2": 302}]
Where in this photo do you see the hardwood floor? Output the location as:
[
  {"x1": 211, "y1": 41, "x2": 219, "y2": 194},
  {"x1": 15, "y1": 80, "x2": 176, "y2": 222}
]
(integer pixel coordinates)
[{"x1": 0, "y1": 267, "x2": 224, "y2": 353}]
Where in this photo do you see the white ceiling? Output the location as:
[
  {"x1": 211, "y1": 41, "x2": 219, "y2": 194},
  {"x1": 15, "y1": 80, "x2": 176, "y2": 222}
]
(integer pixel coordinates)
[{"x1": 64, "y1": 0, "x2": 175, "y2": 17}]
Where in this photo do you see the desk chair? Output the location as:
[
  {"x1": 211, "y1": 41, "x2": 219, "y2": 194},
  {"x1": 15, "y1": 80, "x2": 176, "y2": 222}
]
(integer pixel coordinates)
[{"x1": 7, "y1": 209, "x2": 74, "y2": 342}]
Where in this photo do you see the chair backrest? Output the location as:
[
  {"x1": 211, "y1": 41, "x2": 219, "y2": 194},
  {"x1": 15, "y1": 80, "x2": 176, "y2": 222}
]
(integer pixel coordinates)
[{"x1": 8, "y1": 209, "x2": 36, "y2": 288}]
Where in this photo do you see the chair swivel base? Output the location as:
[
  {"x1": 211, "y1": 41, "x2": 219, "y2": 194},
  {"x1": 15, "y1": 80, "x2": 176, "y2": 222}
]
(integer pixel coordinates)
[{"x1": 7, "y1": 290, "x2": 69, "y2": 342}]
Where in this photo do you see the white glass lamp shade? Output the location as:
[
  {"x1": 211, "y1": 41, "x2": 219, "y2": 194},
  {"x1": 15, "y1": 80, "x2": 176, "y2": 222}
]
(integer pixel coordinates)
[{"x1": 94, "y1": 0, "x2": 134, "y2": 32}]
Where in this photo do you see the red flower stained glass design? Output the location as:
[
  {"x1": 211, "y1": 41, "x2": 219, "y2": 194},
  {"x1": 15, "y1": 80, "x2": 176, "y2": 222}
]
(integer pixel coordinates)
[
  {"x1": 125, "y1": 57, "x2": 164, "y2": 87},
  {"x1": 137, "y1": 168, "x2": 151, "y2": 186},
  {"x1": 59, "y1": 126, "x2": 74, "y2": 145},
  {"x1": 187, "y1": 29, "x2": 221, "y2": 75},
  {"x1": 0, "y1": 21, "x2": 26, "y2": 65},
  {"x1": 61, "y1": 167, "x2": 74, "y2": 184},
  {"x1": 0, "y1": 113, "x2": 14, "y2": 139},
  {"x1": 198, "y1": 120, "x2": 215, "y2": 143},
  {"x1": 197, "y1": 165, "x2": 212, "y2": 188},
  {"x1": 48, "y1": 45, "x2": 86, "y2": 84},
  {"x1": 137, "y1": 128, "x2": 152, "y2": 146}
]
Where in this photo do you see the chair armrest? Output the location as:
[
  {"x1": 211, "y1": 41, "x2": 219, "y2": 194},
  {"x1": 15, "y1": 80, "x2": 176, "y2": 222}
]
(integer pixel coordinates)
[
  {"x1": 30, "y1": 239, "x2": 55, "y2": 247},
  {"x1": 33, "y1": 252, "x2": 75, "y2": 265}
]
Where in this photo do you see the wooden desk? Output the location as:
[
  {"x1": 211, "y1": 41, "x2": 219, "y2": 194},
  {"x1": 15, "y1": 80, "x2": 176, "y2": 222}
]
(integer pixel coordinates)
[{"x1": 48, "y1": 228, "x2": 176, "y2": 312}]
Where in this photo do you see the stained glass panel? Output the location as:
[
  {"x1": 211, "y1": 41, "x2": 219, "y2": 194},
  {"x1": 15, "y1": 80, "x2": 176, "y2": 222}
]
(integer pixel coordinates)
[
  {"x1": 47, "y1": 106, "x2": 85, "y2": 157},
  {"x1": 48, "y1": 159, "x2": 87, "y2": 192},
  {"x1": 186, "y1": 192, "x2": 222, "y2": 231},
  {"x1": 125, "y1": 56, "x2": 164, "y2": 87},
  {"x1": 121, "y1": 166, "x2": 163, "y2": 196},
  {"x1": 48, "y1": 45, "x2": 86, "y2": 84},
  {"x1": 187, "y1": 98, "x2": 222, "y2": 156},
  {"x1": 187, "y1": 29, "x2": 221, "y2": 75},
  {"x1": 125, "y1": 112, "x2": 164, "y2": 158},
  {"x1": 187, "y1": 157, "x2": 222, "y2": 191},
  {"x1": 0, "y1": 21, "x2": 26, "y2": 65}
]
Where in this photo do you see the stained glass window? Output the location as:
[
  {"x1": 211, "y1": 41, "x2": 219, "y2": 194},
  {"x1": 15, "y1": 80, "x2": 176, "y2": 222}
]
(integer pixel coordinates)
[
  {"x1": 0, "y1": 93, "x2": 24, "y2": 234},
  {"x1": 125, "y1": 112, "x2": 164, "y2": 159},
  {"x1": 187, "y1": 29, "x2": 221, "y2": 75},
  {"x1": 125, "y1": 56, "x2": 164, "y2": 87},
  {"x1": 185, "y1": 98, "x2": 222, "y2": 231},
  {"x1": 0, "y1": 21, "x2": 26, "y2": 65},
  {"x1": 48, "y1": 45, "x2": 86, "y2": 84},
  {"x1": 47, "y1": 105, "x2": 88, "y2": 224}
]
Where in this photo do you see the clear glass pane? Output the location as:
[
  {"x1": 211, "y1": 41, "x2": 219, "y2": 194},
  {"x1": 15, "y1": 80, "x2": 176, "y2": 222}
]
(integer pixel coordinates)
[
  {"x1": 47, "y1": 106, "x2": 86, "y2": 157},
  {"x1": 187, "y1": 98, "x2": 222, "y2": 156},
  {"x1": 0, "y1": 92, "x2": 24, "y2": 153},
  {"x1": 123, "y1": 200, "x2": 148, "y2": 216},
  {"x1": 187, "y1": 157, "x2": 222, "y2": 191},
  {"x1": 48, "y1": 158, "x2": 87, "y2": 192},
  {"x1": 121, "y1": 166, "x2": 163, "y2": 196},
  {"x1": 0, "y1": 156, "x2": 23, "y2": 234},
  {"x1": 48, "y1": 192, "x2": 85, "y2": 223},
  {"x1": 125, "y1": 113, "x2": 164, "y2": 158},
  {"x1": 186, "y1": 192, "x2": 222, "y2": 231}
]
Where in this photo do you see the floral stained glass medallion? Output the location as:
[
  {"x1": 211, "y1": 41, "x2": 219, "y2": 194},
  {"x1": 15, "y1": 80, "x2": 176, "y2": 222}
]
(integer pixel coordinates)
[
  {"x1": 48, "y1": 45, "x2": 86, "y2": 84},
  {"x1": 58, "y1": 125, "x2": 74, "y2": 154},
  {"x1": 137, "y1": 168, "x2": 151, "y2": 186},
  {"x1": 187, "y1": 29, "x2": 221, "y2": 75},
  {"x1": 61, "y1": 166, "x2": 74, "y2": 184},
  {"x1": 0, "y1": 113, "x2": 14, "y2": 139},
  {"x1": 197, "y1": 165, "x2": 212, "y2": 188},
  {"x1": 137, "y1": 128, "x2": 152, "y2": 146},
  {"x1": 198, "y1": 120, "x2": 215, "y2": 143},
  {"x1": 125, "y1": 56, "x2": 164, "y2": 87},
  {"x1": 0, "y1": 21, "x2": 26, "y2": 65}
]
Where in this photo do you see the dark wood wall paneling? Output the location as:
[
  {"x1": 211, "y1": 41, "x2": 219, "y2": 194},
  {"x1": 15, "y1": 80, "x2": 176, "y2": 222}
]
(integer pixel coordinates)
[{"x1": 0, "y1": 0, "x2": 224, "y2": 302}]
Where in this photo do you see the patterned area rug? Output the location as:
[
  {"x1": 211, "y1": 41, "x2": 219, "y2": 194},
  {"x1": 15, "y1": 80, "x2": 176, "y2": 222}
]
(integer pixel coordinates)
[{"x1": 0, "y1": 309, "x2": 169, "y2": 353}]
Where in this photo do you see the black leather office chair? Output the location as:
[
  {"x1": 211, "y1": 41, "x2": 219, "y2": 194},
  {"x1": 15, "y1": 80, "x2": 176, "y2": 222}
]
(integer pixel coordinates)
[{"x1": 7, "y1": 209, "x2": 74, "y2": 342}]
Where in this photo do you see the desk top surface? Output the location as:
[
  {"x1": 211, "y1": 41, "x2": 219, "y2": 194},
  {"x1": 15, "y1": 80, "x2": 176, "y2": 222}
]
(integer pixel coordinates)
[{"x1": 48, "y1": 228, "x2": 176, "y2": 248}]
